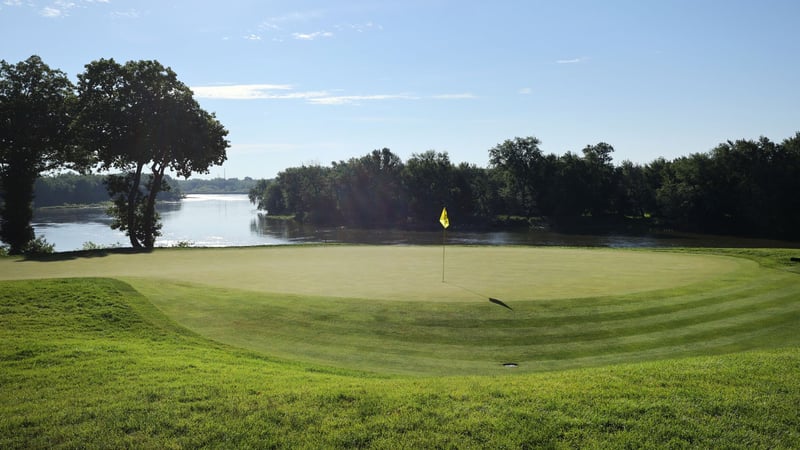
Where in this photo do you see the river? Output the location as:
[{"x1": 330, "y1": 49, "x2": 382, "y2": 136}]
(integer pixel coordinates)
[{"x1": 31, "y1": 194, "x2": 799, "y2": 252}]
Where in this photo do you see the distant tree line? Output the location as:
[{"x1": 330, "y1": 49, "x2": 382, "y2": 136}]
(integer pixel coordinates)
[
  {"x1": 174, "y1": 177, "x2": 258, "y2": 194},
  {"x1": 249, "y1": 133, "x2": 800, "y2": 240},
  {"x1": 31, "y1": 175, "x2": 257, "y2": 207},
  {"x1": 33, "y1": 173, "x2": 182, "y2": 207}
]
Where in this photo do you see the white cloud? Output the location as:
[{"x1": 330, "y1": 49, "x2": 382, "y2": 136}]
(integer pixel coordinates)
[
  {"x1": 292, "y1": 31, "x2": 333, "y2": 40},
  {"x1": 191, "y1": 84, "x2": 476, "y2": 105},
  {"x1": 40, "y1": 6, "x2": 62, "y2": 16},
  {"x1": 432, "y1": 93, "x2": 475, "y2": 100},
  {"x1": 37, "y1": 0, "x2": 109, "y2": 18},
  {"x1": 259, "y1": 10, "x2": 326, "y2": 34},
  {"x1": 307, "y1": 94, "x2": 417, "y2": 105},
  {"x1": 110, "y1": 9, "x2": 140, "y2": 19},
  {"x1": 265, "y1": 10, "x2": 325, "y2": 25},
  {"x1": 4, "y1": 0, "x2": 24, "y2": 6},
  {"x1": 191, "y1": 84, "x2": 295, "y2": 100},
  {"x1": 556, "y1": 57, "x2": 585, "y2": 64},
  {"x1": 336, "y1": 21, "x2": 383, "y2": 33},
  {"x1": 518, "y1": 87, "x2": 532, "y2": 95},
  {"x1": 243, "y1": 34, "x2": 262, "y2": 41}
]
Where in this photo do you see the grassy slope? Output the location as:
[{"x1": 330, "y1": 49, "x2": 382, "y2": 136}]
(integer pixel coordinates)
[
  {"x1": 1, "y1": 276, "x2": 799, "y2": 448},
  {"x1": 1, "y1": 247, "x2": 799, "y2": 447}
]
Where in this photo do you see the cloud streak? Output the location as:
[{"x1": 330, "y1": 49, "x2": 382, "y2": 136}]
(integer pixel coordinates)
[
  {"x1": 35, "y1": 0, "x2": 109, "y2": 18},
  {"x1": 110, "y1": 8, "x2": 140, "y2": 19},
  {"x1": 191, "y1": 84, "x2": 475, "y2": 105},
  {"x1": 307, "y1": 94, "x2": 418, "y2": 105},
  {"x1": 292, "y1": 31, "x2": 333, "y2": 40},
  {"x1": 191, "y1": 84, "x2": 295, "y2": 100},
  {"x1": 556, "y1": 57, "x2": 586, "y2": 64},
  {"x1": 432, "y1": 93, "x2": 476, "y2": 100}
]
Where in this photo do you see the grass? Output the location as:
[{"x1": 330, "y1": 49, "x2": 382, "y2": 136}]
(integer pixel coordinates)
[
  {"x1": 1, "y1": 246, "x2": 799, "y2": 447},
  {"x1": 0, "y1": 245, "x2": 747, "y2": 301}
]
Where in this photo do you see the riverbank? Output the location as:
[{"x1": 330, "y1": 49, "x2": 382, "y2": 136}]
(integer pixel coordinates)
[{"x1": 29, "y1": 194, "x2": 800, "y2": 252}]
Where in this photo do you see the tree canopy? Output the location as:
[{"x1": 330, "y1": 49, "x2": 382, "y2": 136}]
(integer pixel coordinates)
[
  {"x1": 74, "y1": 58, "x2": 229, "y2": 248},
  {"x1": 250, "y1": 133, "x2": 800, "y2": 240},
  {"x1": 0, "y1": 55, "x2": 78, "y2": 254}
]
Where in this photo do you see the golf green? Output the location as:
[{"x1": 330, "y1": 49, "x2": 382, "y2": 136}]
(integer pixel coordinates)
[
  {"x1": 6, "y1": 245, "x2": 787, "y2": 376},
  {"x1": 0, "y1": 246, "x2": 747, "y2": 302}
]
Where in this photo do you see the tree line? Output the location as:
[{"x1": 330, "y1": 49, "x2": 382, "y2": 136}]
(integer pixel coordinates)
[
  {"x1": 0, "y1": 55, "x2": 228, "y2": 254},
  {"x1": 32, "y1": 173, "x2": 182, "y2": 207},
  {"x1": 175, "y1": 177, "x2": 258, "y2": 194},
  {"x1": 249, "y1": 133, "x2": 800, "y2": 240},
  {"x1": 30, "y1": 174, "x2": 256, "y2": 207}
]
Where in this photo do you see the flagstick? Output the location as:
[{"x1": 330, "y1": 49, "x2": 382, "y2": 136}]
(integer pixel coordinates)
[{"x1": 442, "y1": 227, "x2": 446, "y2": 282}]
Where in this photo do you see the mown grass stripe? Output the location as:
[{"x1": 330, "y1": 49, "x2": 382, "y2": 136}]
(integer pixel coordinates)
[
  {"x1": 167, "y1": 276, "x2": 797, "y2": 350},
  {"x1": 202, "y1": 298, "x2": 800, "y2": 373}
]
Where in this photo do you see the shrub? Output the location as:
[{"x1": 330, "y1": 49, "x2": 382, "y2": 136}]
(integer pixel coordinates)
[{"x1": 23, "y1": 236, "x2": 55, "y2": 255}]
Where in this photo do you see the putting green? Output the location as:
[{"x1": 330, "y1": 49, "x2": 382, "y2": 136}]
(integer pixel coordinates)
[
  {"x1": 3, "y1": 246, "x2": 796, "y2": 375},
  {"x1": 0, "y1": 246, "x2": 747, "y2": 302}
]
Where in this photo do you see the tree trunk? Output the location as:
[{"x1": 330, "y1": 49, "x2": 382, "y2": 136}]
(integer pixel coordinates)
[
  {"x1": 0, "y1": 165, "x2": 38, "y2": 254},
  {"x1": 142, "y1": 163, "x2": 166, "y2": 249},
  {"x1": 126, "y1": 163, "x2": 144, "y2": 248}
]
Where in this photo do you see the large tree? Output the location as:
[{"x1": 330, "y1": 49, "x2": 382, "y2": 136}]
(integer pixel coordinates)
[
  {"x1": 403, "y1": 150, "x2": 454, "y2": 225},
  {"x1": 74, "y1": 59, "x2": 229, "y2": 248},
  {"x1": 488, "y1": 136, "x2": 545, "y2": 217},
  {"x1": 332, "y1": 148, "x2": 405, "y2": 226},
  {"x1": 0, "y1": 56, "x2": 77, "y2": 254}
]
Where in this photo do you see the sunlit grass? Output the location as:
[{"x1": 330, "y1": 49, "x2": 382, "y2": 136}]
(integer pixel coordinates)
[
  {"x1": 127, "y1": 248, "x2": 798, "y2": 375},
  {"x1": 1, "y1": 247, "x2": 799, "y2": 447},
  {"x1": 0, "y1": 245, "x2": 745, "y2": 301}
]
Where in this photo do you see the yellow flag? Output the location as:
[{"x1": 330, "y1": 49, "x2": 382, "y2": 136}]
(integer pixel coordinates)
[{"x1": 439, "y1": 207, "x2": 450, "y2": 229}]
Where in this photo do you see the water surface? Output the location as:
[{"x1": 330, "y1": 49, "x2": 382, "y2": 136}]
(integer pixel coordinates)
[{"x1": 32, "y1": 194, "x2": 800, "y2": 252}]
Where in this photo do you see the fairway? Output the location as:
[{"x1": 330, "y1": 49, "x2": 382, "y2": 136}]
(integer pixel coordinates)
[{"x1": 0, "y1": 245, "x2": 746, "y2": 302}]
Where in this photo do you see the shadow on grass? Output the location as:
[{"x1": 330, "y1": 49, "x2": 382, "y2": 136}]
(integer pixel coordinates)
[
  {"x1": 445, "y1": 281, "x2": 514, "y2": 311},
  {"x1": 20, "y1": 247, "x2": 152, "y2": 262}
]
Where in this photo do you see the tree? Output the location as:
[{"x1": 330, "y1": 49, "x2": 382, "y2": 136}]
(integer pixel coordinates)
[
  {"x1": 275, "y1": 164, "x2": 336, "y2": 224},
  {"x1": 581, "y1": 142, "x2": 617, "y2": 216},
  {"x1": 403, "y1": 150, "x2": 454, "y2": 225},
  {"x1": 332, "y1": 148, "x2": 405, "y2": 226},
  {"x1": 74, "y1": 59, "x2": 228, "y2": 248},
  {"x1": 777, "y1": 133, "x2": 800, "y2": 238},
  {"x1": 0, "y1": 56, "x2": 78, "y2": 254},
  {"x1": 615, "y1": 160, "x2": 650, "y2": 218},
  {"x1": 488, "y1": 136, "x2": 545, "y2": 217}
]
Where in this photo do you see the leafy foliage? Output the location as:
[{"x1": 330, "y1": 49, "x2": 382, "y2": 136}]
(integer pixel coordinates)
[
  {"x1": 250, "y1": 133, "x2": 800, "y2": 239},
  {"x1": 20, "y1": 236, "x2": 54, "y2": 255},
  {"x1": 74, "y1": 58, "x2": 229, "y2": 248},
  {"x1": 0, "y1": 56, "x2": 78, "y2": 254},
  {"x1": 33, "y1": 173, "x2": 182, "y2": 207},
  {"x1": 174, "y1": 177, "x2": 257, "y2": 194}
]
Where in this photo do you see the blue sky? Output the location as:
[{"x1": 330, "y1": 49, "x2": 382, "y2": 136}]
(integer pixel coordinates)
[{"x1": 2, "y1": 0, "x2": 799, "y2": 179}]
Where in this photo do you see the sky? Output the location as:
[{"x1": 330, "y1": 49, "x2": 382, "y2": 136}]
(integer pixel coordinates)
[{"x1": 2, "y1": 0, "x2": 799, "y2": 179}]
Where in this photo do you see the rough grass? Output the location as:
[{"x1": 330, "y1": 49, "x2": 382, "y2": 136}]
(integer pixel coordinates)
[{"x1": 1, "y1": 246, "x2": 799, "y2": 447}]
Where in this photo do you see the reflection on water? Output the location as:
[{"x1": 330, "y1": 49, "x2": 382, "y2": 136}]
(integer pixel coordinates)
[
  {"x1": 250, "y1": 214, "x2": 798, "y2": 248},
  {"x1": 32, "y1": 194, "x2": 800, "y2": 252}
]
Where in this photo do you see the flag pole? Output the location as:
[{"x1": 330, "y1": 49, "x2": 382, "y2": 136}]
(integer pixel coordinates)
[
  {"x1": 439, "y1": 207, "x2": 449, "y2": 283},
  {"x1": 442, "y1": 227, "x2": 446, "y2": 282}
]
